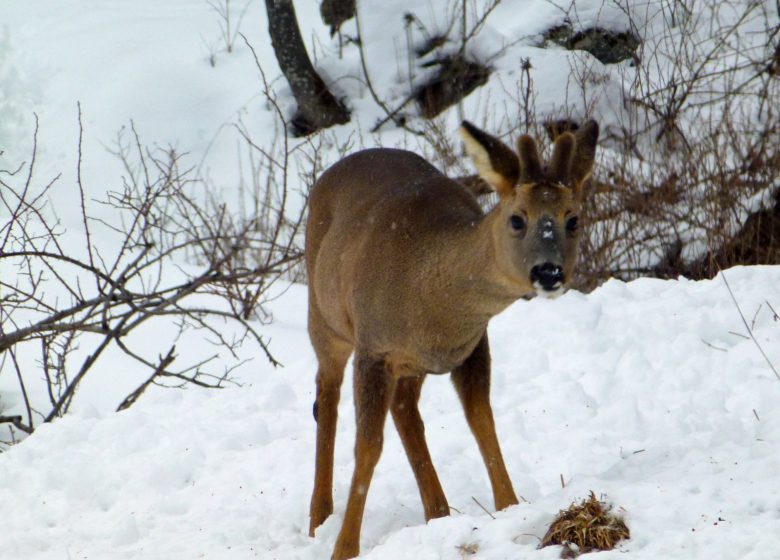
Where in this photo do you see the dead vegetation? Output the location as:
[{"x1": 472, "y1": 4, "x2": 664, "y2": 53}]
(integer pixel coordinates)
[
  {"x1": 540, "y1": 492, "x2": 630, "y2": 557},
  {"x1": 575, "y1": 105, "x2": 780, "y2": 290},
  {"x1": 413, "y1": 0, "x2": 780, "y2": 290},
  {"x1": 0, "y1": 106, "x2": 311, "y2": 446},
  {"x1": 456, "y1": 541, "x2": 480, "y2": 557}
]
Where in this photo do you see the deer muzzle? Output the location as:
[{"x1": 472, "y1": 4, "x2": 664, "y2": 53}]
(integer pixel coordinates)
[{"x1": 530, "y1": 262, "x2": 564, "y2": 296}]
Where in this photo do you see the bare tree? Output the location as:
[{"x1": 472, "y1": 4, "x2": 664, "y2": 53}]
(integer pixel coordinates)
[{"x1": 264, "y1": 0, "x2": 350, "y2": 135}]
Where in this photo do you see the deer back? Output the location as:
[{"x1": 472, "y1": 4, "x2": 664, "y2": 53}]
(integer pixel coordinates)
[{"x1": 307, "y1": 148, "x2": 497, "y2": 373}]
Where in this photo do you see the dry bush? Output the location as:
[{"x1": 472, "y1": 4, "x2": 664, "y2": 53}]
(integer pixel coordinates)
[
  {"x1": 203, "y1": 0, "x2": 252, "y2": 66},
  {"x1": 0, "y1": 107, "x2": 307, "y2": 447},
  {"x1": 573, "y1": 0, "x2": 780, "y2": 288},
  {"x1": 577, "y1": 104, "x2": 780, "y2": 289},
  {"x1": 239, "y1": 37, "x2": 357, "y2": 282},
  {"x1": 0, "y1": 30, "x2": 356, "y2": 446},
  {"x1": 415, "y1": 0, "x2": 780, "y2": 290}
]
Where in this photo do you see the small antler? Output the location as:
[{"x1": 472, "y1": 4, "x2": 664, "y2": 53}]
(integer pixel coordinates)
[
  {"x1": 548, "y1": 132, "x2": 575, "y2": 184},
  {"x1": 516, "y1": 135, "x2": 542, "y2": 183},
  {"x1": 570, "y1": 120, "x2": 599, "y2": 191}
]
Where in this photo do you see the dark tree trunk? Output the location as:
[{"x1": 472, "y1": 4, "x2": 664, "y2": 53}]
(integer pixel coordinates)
[
  {"x1": 265, "y1": 0, "x2": 350, "y2": 135},
  {"x1": 320, "y1": 0, "x2": 356, "y2": 36}
]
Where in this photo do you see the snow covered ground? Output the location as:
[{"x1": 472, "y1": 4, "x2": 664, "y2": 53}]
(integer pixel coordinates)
[
  {"x1": 2, "y1": 267, "x2": 780, "y2": 559},
  {"x1": 2, "y1": 0, "x2": 780, "y2": 558}
]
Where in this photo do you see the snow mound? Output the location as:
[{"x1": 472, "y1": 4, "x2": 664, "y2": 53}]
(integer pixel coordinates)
[{"x1": 1, "y1": 266, "x2": 779, "y2": 559}]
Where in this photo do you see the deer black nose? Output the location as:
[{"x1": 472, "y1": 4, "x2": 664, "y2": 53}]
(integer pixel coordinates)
[{"x1": 530, "y1": 263, "x2": 564, "y2": 290}]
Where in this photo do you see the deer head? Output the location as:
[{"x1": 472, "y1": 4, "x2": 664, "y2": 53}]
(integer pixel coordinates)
[{"x1": 459, "y1": 120, "x2": 599, "y2": 297}]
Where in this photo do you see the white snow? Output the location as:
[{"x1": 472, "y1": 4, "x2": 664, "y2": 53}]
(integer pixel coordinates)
[
  {"x1": 2, "y1": 0, "x2": 780, "y2": 559},
  {"x1": 1, "y1": 268, "x2": 779, "y2": 559}
]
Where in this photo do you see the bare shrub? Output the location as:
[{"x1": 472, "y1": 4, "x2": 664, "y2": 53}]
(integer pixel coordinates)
[
  {"x1": 203, "y1": 0, "x2": 252, "y2": 66},
  {"x1": 414, "y1": 0, "x2": 779, "y2": 289},
  {"x1": 568, "y1": 0, "x2": 780, "y2": 287},
  {"x1": 577, "y1": 105, "x2": 779, "y2": 289},
  {"x1": 0, "y1": 108, "x2": 306, "y2": 447}
]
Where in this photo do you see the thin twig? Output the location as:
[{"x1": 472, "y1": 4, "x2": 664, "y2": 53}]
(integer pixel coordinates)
[
  {"x1": 76, "y1": 102, "x2": 98, "y2": 289},
  {"x1": 8, "y1": 349, "x2": 33, "y2": 431},
  {"x1": 721, "y1": 270, "x2": 780, "y2": 381},
  {"x1": 355, "y1": 7, "x2": 423, "y2": 136},
  {"x1": 767, "y1": 301, "x2": 779, "y2": 321},
  {"x1": 728, "y1": 331, "x2": 750, "y2": 340},
  {"x1": 117, "y1": 346, "x2": 177, "y2": 412},
  {"x1": 750, "y1": 305, "x2": 763, "y2": 330},
  {"x1": 471, "y1": 496, "x2": 496, "y2": 520}
]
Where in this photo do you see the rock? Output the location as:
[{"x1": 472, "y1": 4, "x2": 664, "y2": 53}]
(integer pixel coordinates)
[
  {"x1": 320, "y1": 0, "x2": 355, "y2": 36},
  {"x1": 544, "y1": 24, "x2": 640, "y2": 65},
  {"x1": 415, "y1": 55, "x2": 490, "y2": 118}
]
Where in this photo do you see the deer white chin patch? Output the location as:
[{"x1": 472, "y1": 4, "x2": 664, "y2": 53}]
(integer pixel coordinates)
[{"x1": 533, "y1": 282, "x2": 564, "y2": 299}]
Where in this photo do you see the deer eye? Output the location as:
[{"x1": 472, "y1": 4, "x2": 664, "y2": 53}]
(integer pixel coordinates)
[
  {"x1": 566, "y1": 216, "x2": 579, "y2": 233},
  {"x1": 509, "y1": 215, "x2": 526, "y2": 231}
]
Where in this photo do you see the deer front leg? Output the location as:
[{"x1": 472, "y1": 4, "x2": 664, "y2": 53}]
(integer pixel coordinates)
[
  {"x1": 391, "y1": 375, "x2": 449, "y2": 521},
  {"x1": 451, "y1": 334, "x2": 518, "y2": 511},
  {"x1": 332, "y1": 353, "x2": 396, "y2": 560}
]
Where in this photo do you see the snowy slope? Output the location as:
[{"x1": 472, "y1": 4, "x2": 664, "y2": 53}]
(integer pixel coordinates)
[
  {"x1": 2, "y1": 267, "x2": 780, "y2": 559},
  {"x1": 2, "y1": 1, "x2": 780, "y2": 558}
]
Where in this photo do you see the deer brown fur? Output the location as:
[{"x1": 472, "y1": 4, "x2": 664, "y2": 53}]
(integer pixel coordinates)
[{"x1": 306, "y1": 121, "x2": 599, "y2": 559}]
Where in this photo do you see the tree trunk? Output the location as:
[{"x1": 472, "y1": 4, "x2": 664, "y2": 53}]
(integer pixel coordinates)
[{"x1": 265, "y1": 0, "x2": 350, "y2": 135}]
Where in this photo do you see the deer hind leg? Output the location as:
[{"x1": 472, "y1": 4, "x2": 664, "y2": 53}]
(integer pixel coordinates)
[
  {"x1": 451, "y1": 334, "x2": 519, "y2": 511},
  {"x1": 309, "y1": 315, "x2": 352, "y2": 537},
  {"x1": 391, "y1": 375, "x2": 449, "y2": 521},
  {"x1": 332, "y1": 353, "x2": 396, "y2": 560}
]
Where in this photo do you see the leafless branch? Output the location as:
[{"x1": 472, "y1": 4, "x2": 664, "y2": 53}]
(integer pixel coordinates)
[{"x1": 0, "y1": 100, "x2": 310, "y2": 445}]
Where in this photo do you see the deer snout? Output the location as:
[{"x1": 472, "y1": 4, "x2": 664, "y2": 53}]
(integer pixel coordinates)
[{"x1": 530, "y1": 262, "x2": 564, "y2": 292}]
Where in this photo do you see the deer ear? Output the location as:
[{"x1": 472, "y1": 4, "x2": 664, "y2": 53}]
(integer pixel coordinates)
[
  {"x1": 570, "y1": 120, "x2": 599, "y2": 198},
  {"x1": 459, "y1": 121, "x2": 519, "y2": 198},
  {"x1": 516, "y1": 135, "x2": 543, "y2": 184},
  {"x1": 548, "y1": 132, "x2": 575, "y2": 184}
]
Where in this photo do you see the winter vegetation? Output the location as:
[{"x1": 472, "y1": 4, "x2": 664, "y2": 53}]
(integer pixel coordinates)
[{"x1": 0, "y1": 0, "x2": 778, "y2": 558}]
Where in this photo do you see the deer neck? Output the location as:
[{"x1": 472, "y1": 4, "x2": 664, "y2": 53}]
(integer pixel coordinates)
[{"x1": 434, "y1": 206, "x2": 532, "y2": 321}]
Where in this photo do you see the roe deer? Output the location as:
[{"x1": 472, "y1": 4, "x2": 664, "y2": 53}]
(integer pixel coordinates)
[{"x1": 306, "y1": 120, "x2": 599, "y2": 559}]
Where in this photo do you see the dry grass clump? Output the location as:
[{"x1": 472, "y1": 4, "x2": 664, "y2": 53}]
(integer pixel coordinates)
[
  {"x1": 540, "y1": 492, "x2": 629, "y2": 557},
  {"x1": 456, "y1": 542, "x2": 479, "y2": 557}
]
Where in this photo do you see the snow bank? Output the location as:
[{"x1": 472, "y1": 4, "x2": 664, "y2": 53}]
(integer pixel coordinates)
[{"x1": 1, "y1": 267, "x2": 779, "y2": 559}]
